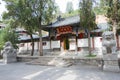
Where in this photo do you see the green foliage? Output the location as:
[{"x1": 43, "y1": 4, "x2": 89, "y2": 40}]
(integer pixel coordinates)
[
  {"x1": 105, "y1": 0, "x2": 120, "y2": 24},
  {"x1": 101, "y1": 0, "x2": 120, "y2": 34},
  {"x1": 3, "y1": 0, "x2": 57, "y2": 32},
  {"x1": 0, "y1": 31, "x2": 5, "y2": 50},
  {"x1": 94, "y1": 0, "x2": 108, "y2": 15},
  {"x1": 79, "y1": 0, "x2": 96, "y2": 30},
  {"x1": 66, "y1": 1, "x2": 74, "y2": 14},
  {"x1": 42, "y1": 0, "x2": 57, "y2": 24},
  {"x1": 0, "y1": 27, "x2": 19, "y2": 50},
  {"x1": 94, "y1": 6, "x2": 108, "y2": 15},
  {"x1": 3, "y1": 0, "x2": 57, "y2": 56},
  {"x1": 79, "y1": 0, "x2": 96, "y2": 56}
]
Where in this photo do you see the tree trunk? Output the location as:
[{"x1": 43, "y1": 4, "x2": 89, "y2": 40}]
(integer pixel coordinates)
[
  {"x1": 38, "y1": 17, "x2": 43, "y2": 56},
  {"x1": 112, "y1": 0, "x2": 117, "y2": 38},
  {"x1": 112, "y1": 21, "x2": 117, "y2": 48},
  {"x1": 50, "y1": 38, "x2": 52, "y2": 51},
  {"x1": 30, "y1": 34, "x2": 34, "y2": 56},
  {"x1": 75, "y1": 35, "x2": 78, "y2": 54},
  {"x1": 37, "y1": 41, "x2": 39, "y2": 51},
  {"x1": 113, "y1": 21, "x2": 117, "y2": 37},
  {"x1": 49, "y1": 29, "x2": 52, "y2": 51},
  {"x1": 88, "y1": 30, "x2": 91, "y2": 55}
]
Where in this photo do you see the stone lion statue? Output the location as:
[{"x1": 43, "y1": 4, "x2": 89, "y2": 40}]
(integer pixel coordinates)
[
  {"x1": 1, "y1": 41, "x2": 17, "y2": 63},
  {"x1": 102, "y1": 31, "x2": 116, "y2": 55},
  {"x1": 1, "y1": 41, "x2": 17, "y2": 57}
]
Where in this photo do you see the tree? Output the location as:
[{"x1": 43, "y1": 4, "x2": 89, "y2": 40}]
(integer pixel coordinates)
[
  {"x1": 93, "y1": 0, "x2": 108, "y2": 15},
  {"x1": 0, "y1": 26, "x2": 19, "y2": 51},
  {"x1": 3, "y1": 0, "x2": 56, "y2": 56},
  {"x1": 66, "y1": 1, "x2": 74, "y2": 14},
  {"x1": 79, "y1": 0, "x2": 96, "y2": 55},
  {"x1": 105, "y1": 0, "x2": 120, "y2": 35},
  {"x1": 29, "y1": 0, "x2": 56, "y2": 56},
  {"x1": 3, "y1": 0, "x2": 37, "y2": 56},
  {"x1": 55, "y1": 6, "x2": 62, "y2": 17}
]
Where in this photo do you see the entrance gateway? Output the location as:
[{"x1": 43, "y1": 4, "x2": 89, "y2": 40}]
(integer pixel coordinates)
[{"x1": 56, "y1": 26, "x2": 76, "y2": 51}]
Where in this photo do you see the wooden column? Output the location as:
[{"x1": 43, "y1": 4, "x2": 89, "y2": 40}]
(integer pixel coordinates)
[
  {"x1": 116, "y1": 35, "x2": 119, "y2": 50},
  {"x1": 27, "y1": 43, "x2": 29, "y2": 51},
  {"x1": 76, "y1": 36, "x2": 78, "y2": 51},
  {"x1": 92, "y1": 37, "x2": 95, "y2": 50},
  {"x1": 37, "y1": 41, "x2": 39, "y2": 51},
  {"x1": 49, "y1": 29, "x2": 52, "y2": 51},
  {"x1": 75, "y1": 27, "x2": 78, "y2": 54}
]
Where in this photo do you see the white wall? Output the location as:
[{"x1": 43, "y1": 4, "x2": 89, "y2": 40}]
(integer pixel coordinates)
[
  {"x1": 78, "y1": 38, "x2": 89, "y2": 47},
  {"x1": 18, "y1": 37, "x2": 102, "y2": 52},
  {"x1": 51, "y1": 40, "x2": 60, "y2": 49},
  {"x1": 78, "y1": 38, "x2": 92, "y2": 47},
  {"x1": 43, "y1": 41, "x2": 50, "y2": 49},
  {"x1": 19, "y1": 40, "x2": 61, "y2": 52},
  {"x1": 77, "y1": 37, "x2": 102, "y2": 48},
  {"x1": 69, "y1": 39, "x2": 76, "y2": 50},
  {"x1": 94, "y1": 37, "x2": 102, "y2": 47},
  {"x1": 19, "y1": 42, "x2": 39, "y2": 51},
  {"x1": 43, "y1": 40, "x2": 60, "y2": 49}
]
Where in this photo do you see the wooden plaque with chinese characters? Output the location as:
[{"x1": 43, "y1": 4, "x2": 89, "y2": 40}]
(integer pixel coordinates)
[{"x1": 56, "y1": 26, "x2": 72, "y2": 34}]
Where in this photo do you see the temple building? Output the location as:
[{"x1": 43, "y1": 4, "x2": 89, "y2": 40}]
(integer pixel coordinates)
[
  {"x1": 18, "y1": 15, "x2": 120, "y2": 55},
  {"x1": 42, "y1": 15, "x2": 102, "y2": 52}
]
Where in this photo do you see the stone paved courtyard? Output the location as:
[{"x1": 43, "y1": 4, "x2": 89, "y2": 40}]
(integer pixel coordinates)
[{"x1": 0, "y1": 61, "x2": 120, "y2": 80}]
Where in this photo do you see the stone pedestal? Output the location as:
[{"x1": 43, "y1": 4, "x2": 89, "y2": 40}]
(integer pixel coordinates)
[
  {"x1": 103, "y1": 54, "x2": 120, "y2": 72},
  {"x1": 102, "y1": 31, "x2": 120, "y2": 72},
  {"x1": 3, "y1": 53, "x2": 17, "y2": 64}
]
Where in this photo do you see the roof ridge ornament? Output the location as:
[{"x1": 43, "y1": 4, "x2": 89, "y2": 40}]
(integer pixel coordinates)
[{"x1": 57, "y1": 15, "x2": 64, "y2": 21}]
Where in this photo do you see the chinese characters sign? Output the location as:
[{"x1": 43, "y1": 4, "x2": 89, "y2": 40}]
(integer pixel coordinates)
[{"x1": 56, "y1": 26, "x2": 72, "y2": 34}]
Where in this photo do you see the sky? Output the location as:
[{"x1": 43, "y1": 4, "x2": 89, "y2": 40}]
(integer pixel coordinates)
[
  {"x1": 0, "y1": 0, "x2": 6, "y2": 20},
  {"x1": 55, "y1": 0, "x2": 79, "y2": 13}
]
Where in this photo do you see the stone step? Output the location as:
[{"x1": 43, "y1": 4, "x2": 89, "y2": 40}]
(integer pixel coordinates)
[
  {"x1": 55, "y1": 61, "x2": 73, "y2": 67},
  {"x1": 26, "y1": 56, "x2": 73, "y2": 67},
  {"x1": 26, "y1": 56, "x2": 60, "y2": 65}
]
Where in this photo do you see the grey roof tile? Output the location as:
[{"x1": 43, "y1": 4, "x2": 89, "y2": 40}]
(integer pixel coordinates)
[{"x1": 48, "y1": 15, "x2": 80, "y2": 27}]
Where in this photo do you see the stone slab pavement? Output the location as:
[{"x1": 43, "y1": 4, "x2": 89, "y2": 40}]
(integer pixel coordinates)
[{"x1": 0, "y1": 61, "x2": 120, "y2": 80}]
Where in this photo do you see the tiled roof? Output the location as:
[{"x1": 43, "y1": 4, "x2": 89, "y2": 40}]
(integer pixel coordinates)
[
  {"x1": 48, "y1": 15, "x2": 80, "y2": 28},
  {"x1": 18, "y1": 34, "x2": 48, "y2": 42},
  {"x1": 18, "y1": 34, "x2": 39, "y2": 41},
  {"x1": 47, "y1": 15, "x2": 109, "y2": 30}
]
